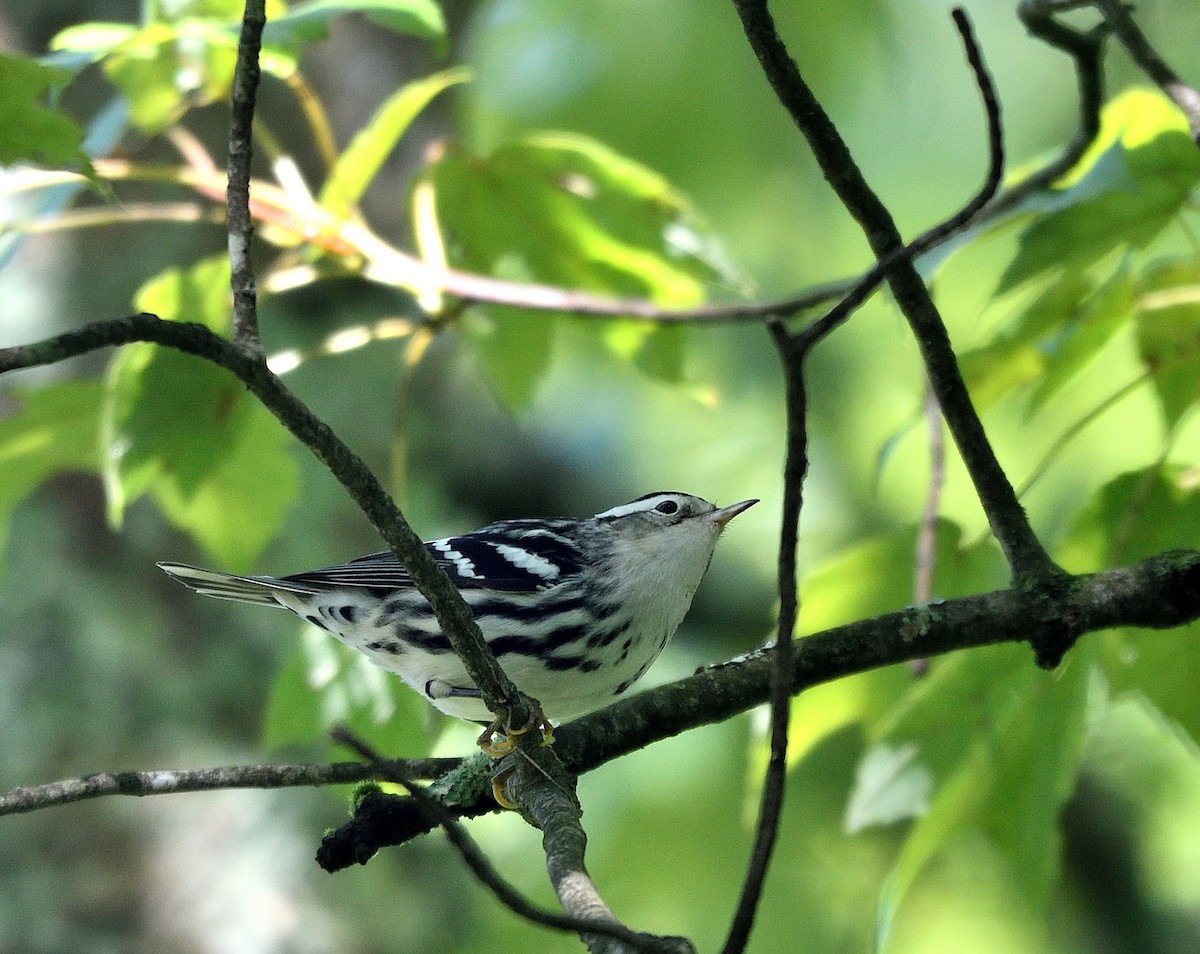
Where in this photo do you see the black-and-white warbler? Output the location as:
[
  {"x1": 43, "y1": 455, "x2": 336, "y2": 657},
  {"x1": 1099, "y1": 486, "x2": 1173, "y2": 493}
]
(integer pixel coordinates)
[{"x1": 159, "y1": 492, "x2": 756, "y2": 725}]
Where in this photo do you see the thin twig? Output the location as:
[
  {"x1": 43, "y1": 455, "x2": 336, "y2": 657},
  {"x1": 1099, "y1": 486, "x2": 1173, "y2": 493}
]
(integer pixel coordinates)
[
  {"x1": 732, "y1": 0, "x2": 1062, "y2": 587},
  {"x1": 720, "y1": 321, "x2": 804, "y2": 954},
  {"x1": 0, "y1": 758, "x2": 460, "y2": 816},
  {"x1": 227, "y1": 0, "x2": 267, "y2": 352},
  {"x1": 794, "y1": 7, "x2": 1006, "y2": 349},
  {"x1": 1092, "y1": 0, "x2": 1200, "y2": 142},
  {"x1": 498, "y1": 739, "x2": 694, "y2": 953},
  {"x1": 331, "y1": 730, "x2": 685, "y2": 954}
]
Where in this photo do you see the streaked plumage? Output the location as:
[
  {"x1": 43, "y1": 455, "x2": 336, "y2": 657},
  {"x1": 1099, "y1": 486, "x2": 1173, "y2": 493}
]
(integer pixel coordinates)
[{"x1": 159, "y1": 492, "x2": 756, "y2": 723}]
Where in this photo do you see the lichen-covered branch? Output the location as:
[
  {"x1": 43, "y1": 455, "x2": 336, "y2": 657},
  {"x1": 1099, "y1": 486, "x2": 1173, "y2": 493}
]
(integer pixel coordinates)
[{"x1": 314, "y1": 548, "x2": 1200, "y2": 862}]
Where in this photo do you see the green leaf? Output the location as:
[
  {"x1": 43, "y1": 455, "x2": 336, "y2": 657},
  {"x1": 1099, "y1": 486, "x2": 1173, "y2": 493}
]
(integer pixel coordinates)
[
  {"x1": 464, "y1": 309, "x2": 555, "y2": 409},
  {"x1": 780, "y1": 522, "x2": 1007, "y2": 766},
  {"x1": 102, "y1": 256, "x2": 297, "y2": 569},
  {"x1": 320, "y1": 67, "x2": 470, "y2": 219},
  {"x1": 1134, "y1": 260, "x2": 1200, "y2": 428},
  {"x1": 100, "y1": 21, "x2": 239, "y2": 132},
  {"x1": 872, "y1": 644, "x2": 1093, "y2": 951},
  {"x1": 262, "y1": 0, "x2": 445, "y2": 48},
  {"x1": 263, "y1": 628, "x2": 433, "y2": 754},
  {"x1": 1060, "y1": 466, "x2": 1200, "y2": 745},
  {"x1": 425, "y1": 132, "x2": 740, "y2": 399},
  {"x1": 996, "y1": 89, "x2": 1200, "y2": 294},
  {"x1": 0, "y1": 54, "x2": 90, "y2": 171},
  {"x1": 1026, "y1": 265, "x2": 1134, "y2": 414},
  {"x1": 0, "y1": 381, "x2": 104, "y2": 577}
]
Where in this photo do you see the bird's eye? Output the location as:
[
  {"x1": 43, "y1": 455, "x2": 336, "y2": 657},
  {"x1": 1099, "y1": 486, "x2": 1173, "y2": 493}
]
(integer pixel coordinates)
[{"x1": 655, "y1": 500, "x2": 680, "y2": 515}]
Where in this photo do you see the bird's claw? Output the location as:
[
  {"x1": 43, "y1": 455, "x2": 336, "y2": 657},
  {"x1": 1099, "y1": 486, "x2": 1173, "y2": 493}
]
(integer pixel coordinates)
[{"x1": 477, "y1": 707, "x2": 554, "y2": 759}]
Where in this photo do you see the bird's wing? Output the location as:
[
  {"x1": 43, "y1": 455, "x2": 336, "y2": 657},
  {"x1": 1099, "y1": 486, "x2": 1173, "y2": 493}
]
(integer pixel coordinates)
[{"x1": 279, "y1": 520, "x2": 586, "y2": 594}]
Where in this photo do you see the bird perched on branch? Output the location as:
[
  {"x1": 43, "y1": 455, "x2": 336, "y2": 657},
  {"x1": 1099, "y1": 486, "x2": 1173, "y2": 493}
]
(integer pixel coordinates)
[{"x1": 160, "y1": 491, "x2": 756, "y2": 740}]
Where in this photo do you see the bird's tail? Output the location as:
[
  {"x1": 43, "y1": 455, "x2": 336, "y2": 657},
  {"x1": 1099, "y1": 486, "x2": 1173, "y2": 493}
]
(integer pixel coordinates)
[{"x1": 158, "y1": 562, "x2": 310, "y2": 606}]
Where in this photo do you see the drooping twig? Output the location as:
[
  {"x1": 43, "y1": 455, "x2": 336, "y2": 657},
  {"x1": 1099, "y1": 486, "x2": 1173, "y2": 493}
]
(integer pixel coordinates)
[
  {"x1": 719, "y1": 322, "x2": 804, "y2": 954},
  {"x1": 0, "y1": 758, "x2": 460, "y2": 817},
  {"x1": 314, "y1": 549, "x2": 1200, "y2": 862},
  {"x1": 1093, "y1": 0, "x2": 1200, "y2": 142},
  {"x1": 331, "y1": 730, "x2": 686, "y2": 954},
  {"x1": 227, "y1": 0, "x2": 266, "y2": 351},
  {"x1": 499, "y1": 741, "x2": 696, "y2": 954},
  {"x1": 731, "y1": 0, "x2": 1061, "y2": 587}
]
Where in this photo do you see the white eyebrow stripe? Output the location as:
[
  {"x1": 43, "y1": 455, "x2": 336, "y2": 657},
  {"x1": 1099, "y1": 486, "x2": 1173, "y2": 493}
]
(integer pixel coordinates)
[
  {"x1": 431, "y1": 538, "x2": 480, "y2": 578},
  {"x1": 595, "y1": 495, "x2": 673, "y2": 519},
  {"x1": 493, "y1": 543, "x2": 561, "y2": 580}
]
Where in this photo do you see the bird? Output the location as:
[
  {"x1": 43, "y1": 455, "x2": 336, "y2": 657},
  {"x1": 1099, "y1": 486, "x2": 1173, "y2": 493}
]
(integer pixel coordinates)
[{"x1": 158, "y1": 492, "x2": 757, "y2": 731}]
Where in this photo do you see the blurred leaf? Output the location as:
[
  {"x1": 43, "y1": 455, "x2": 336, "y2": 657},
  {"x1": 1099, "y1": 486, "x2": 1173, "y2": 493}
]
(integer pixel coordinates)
[
  {"x1": 873, "y1": 644, "x2": 1093, "y2": 951},
  {"x1": 0, "y1": 54, "x2": 90, "y2": 171},
  {"x1": 262, "y1": 0, "x2": 445, "y2": 48},
  {"x1": 1026, "y1": 265, "x2": 1134, "y2": 414},
  {"x1": 320, "y1": 67, "x2": 470, "y2": 219},
  {"x1": 263, "y1": 628, "x2": 433, "y2": 754},
  {"x1": 781, "y1": 522, "x2": 1006, "y2": 767},
  {"x1": 0, "y1": 381, "x2": 103, "y2": 577},
  {"x1": 1081, "y1": 692, "x2": 1200, "y2": 915},
  {"x1": 1060, "y1": 466, "x2": 1200, "y2": 745},
  {"x1": 958, "y1": 273, "x2": 1095, "y2": 412},
  {"x1": 425, "y1": 131, "x2": 740, "y2": 402},
  {"x1": 996, "y1": 89, "x2": 1200, "y2": 294},
  {"x1": 1134, "y1": 260, "x2": 1200, "y2": 429},
  {"x1": 463, "y1": 309, "x2": 555, "y2": 409},
  {"x1": 102, "y1": 256, "x2": 297, "y2": 569}
]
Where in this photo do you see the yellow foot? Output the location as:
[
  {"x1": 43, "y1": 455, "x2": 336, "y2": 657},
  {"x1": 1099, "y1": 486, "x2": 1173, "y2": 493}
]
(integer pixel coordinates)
[
  {"x1": 476, "y1": 707, "x2": 554, "y2": 758},
  {"x1": 491, "y1": 766, "x2": 518, "y2": 810}
]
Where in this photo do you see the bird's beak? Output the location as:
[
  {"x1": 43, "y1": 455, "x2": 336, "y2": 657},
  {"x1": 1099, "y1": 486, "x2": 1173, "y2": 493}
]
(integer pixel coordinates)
[{"x1": 707, "y1": 498, "x2": 759, "y2": 527}]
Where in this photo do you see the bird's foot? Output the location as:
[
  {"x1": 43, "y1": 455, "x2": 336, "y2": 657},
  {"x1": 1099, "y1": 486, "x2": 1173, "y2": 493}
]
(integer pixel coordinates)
[{"x1": 477, "y1": 706, "x2": 554, "y2": 759}]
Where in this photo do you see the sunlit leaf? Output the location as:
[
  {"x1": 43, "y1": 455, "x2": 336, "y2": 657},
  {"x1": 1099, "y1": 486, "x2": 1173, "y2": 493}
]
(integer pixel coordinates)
[
  {"x1": 873, "y1": 644, "x2": 1093, "y2": 951},
  {"x1": 262, "y1": 0, "x2": 445, "y2": 48},
  {"x1": 102, "y1": 256, "x2": 297, "y2": 569},
  {"x1": 1026, "y1": 265, "x2": 1134, "y2": 414},
  {"x1": 996, "y1": 89, "x2": 1200, "y2": 294},
  {"x1": 320, "y1": 67, "x2": 470, "y2": 219},
  {"x1": 424, "y1": 131, "x2": 741, "y2": 402},
  {"x1": 1134, "y1": 260, "x2": 1200, "y2": 428},
  {"x1": 0, "y1": 54, "x2": 90, "y2": 171},
  {"x1": 0, "y1": 381, "x2": 104, "y2": 577},
  {"x1": 1061, "y1": 466, "x2": 1200, "y2": 746}
]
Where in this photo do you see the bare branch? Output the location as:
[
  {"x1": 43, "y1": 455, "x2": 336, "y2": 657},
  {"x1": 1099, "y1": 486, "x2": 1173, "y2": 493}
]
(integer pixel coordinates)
[
  {"x1": 315, "y1": 548, "x2": 1200, "y2": 860},
  {"x1": 332, "y1": 731, "x2": 687, "y2": 954},
  {"x1": 499, "y1": 741, "x2": 695, "y2": 954},
  {"x1": 1093, "y1": 0, "x2": 1200, "y2": 142},
  {"x1": 731, "y1": 0, "x2": 1061, "y2": 586},
  {"x1": 794, "y1": 7, "x2": 1006, "y2": 350},
  {"x1": 227, "y1": 0, "x2": 266, "y2": 352},
  {"x1": 720, "y1": 324, "x2": 804, "y2": 954},
  {"x1": 0, "y1": 758, "x2": 460, "y2": 817}
]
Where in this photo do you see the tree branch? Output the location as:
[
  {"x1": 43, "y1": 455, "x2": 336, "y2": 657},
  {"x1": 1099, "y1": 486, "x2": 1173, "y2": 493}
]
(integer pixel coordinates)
[
  {"x1": 500, "y1": 743, "x2": 695, "y2": 954},
  {"x1": 331, "y1": 731, "x2": 685, "y2": 954},
  {"x1": 730, "y1": 0, "x2": 1061, "y2": 588},
  {"x1": 1093, "y1": 0, "x2": 1200, "y2": 142},
  {"x1": 315, "y1": 548, "x2": 1200, "y2": 864},
  {"x1": 0, "y1": 314, "x2": 532, "y2": 736},
  {"x1": 227, "y1": 0, "x2": 266, "y2": 352},
  {"x1": 0, "y1": 758, "x2": 460, "y2": 816}
]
